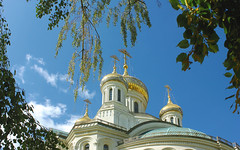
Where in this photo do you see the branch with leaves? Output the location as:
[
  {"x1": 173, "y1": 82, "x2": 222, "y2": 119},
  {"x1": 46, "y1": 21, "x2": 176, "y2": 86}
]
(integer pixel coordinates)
[
  {"x1": 35, "y1": 0, "x2": 151, "y2": 101},
  {"x1": 169, "y1": 0, "x2": 240, "y2": 114},
  {"x1": 0, "y1": 1, "x2": 66, "y2": 148}
]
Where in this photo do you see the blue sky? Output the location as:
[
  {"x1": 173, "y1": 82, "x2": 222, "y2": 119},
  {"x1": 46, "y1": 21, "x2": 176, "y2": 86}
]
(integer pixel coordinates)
[{"x1": 4, "y1": 0, "x2": 240, "y2": 145}]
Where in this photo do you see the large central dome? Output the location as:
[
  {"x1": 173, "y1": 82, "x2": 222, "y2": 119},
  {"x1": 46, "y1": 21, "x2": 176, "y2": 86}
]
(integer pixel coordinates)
[
  {"x1": 123, "y1": 75, "x2": 148, "y2": 101},
  {"x1": 140, "y1": 127, "x2": 211, "y2": 139}
]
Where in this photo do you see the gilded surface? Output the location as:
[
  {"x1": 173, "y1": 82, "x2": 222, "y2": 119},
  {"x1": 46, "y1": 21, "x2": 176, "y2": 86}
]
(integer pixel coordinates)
[
  {"x1": 124, "y1": 76, "x2": 148, "y2": 94},
  {"x1": 75, "y1": 102, "x2": 92, "y2": 124},
  {"x1": 100, "y1": 73, "x2": 128, "y2": 88},
  {"x1": 159, "y1": 103, "x2": 183, "y2": 117},
  {"x1": 159, "y1": 85, "x2": 183, "y2": 117},
  {"x1": 128, "y1": 82, "x2": 148, "y2": 101}
]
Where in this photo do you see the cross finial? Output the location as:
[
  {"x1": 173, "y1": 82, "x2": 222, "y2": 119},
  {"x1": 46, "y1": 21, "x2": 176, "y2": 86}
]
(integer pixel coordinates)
[
  {"x1": 119, "y1": 49, "x2": 132, "y2": 76},
  {"x1": 83, "y1": 99, "x2": 91, "y2": 116},
  {"x1": 110, "y1": 55, "x2": 119, "y2": 73},
  {"x1": 165, "y1": 85, "x2": 173, "y2": 104}
]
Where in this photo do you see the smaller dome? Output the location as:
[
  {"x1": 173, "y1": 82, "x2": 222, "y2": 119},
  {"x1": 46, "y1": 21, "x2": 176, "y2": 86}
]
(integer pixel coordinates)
[
  {"x1": 100, "y1": 73, "x2": 128, "y2": 89},
  {"x1": 140, "y1": 127, "x2": 211, "y2": 139},
  {"x1": 75, "y1": 108, "x2": 92, "y2": 125},
  {"x1": 75, "y1": 115, "x2": 91, "y2": 124},
  {"x1": 159, "y1": 101, "x2": 183, "y2": 117}
]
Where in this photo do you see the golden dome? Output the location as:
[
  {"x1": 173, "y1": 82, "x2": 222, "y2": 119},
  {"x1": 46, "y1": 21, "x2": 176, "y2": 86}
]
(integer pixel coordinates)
[
  {"x1": 159, "y1": 100, "x2": 183, "y2": 117},
  {"x1": 159, "y1": 85, "x2": 183, "y2": 118},
  {"x1": 100, "y1": 57, "x2": 128, "y2": 89},
  {"x1": 75, "y1": 107, "x2": 92, "y2": 125},
  {"x1": 100, "y1": 72, "x2": 128, "y2": 89},
  {"x1": 123, "y1": 75, "x2": 148, "y2": 101}
]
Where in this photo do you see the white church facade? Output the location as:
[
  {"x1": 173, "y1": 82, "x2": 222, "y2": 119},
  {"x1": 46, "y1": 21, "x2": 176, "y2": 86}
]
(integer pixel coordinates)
[{"x1": 53, "y1": 50, "x2": 240, "y2": 150}]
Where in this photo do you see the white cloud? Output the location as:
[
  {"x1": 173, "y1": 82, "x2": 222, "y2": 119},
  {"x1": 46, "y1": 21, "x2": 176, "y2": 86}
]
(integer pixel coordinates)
[
  {"x1": 59, "y1": 74, "x2": 74, "y2": 84},
  {"x1": 26, "y1": 54, "x2": 32, "y2": 62},
  {"x1": 59, "y1": 74, "x2": 68, "y2": 81},
  {"x1": 31, "y1": 64, "x2": 73, "y2": 88},
  {"x1": 29, "y1": 99, "x2": 80, "y2": 132},
  {"x1": 54, "y1": 115, "x2": 80, "y2": 132},
  {"x1": 14, "y1": 66, "x2": 25, "y2": 84},
  {"x1": 78, "y1": 87, "x2": 96, "y2": 99},
  {"x1": 32, "y1": 64, "x2": 58, "y2": 87},
  {"x1": 59, "y1": 88, "x2": 68, "y2": 93},
  {"x1": 26, "y1": 54, "x2": 45, "y2": 65}
]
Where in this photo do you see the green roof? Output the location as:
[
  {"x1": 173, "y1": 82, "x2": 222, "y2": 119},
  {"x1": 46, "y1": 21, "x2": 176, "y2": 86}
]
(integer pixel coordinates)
[
  {"x1": 50, "y1": 128, "x2": 68, "y2": 138},
  {"x1": 140, "y1": 127, "x2": 211, "y2": 139}
]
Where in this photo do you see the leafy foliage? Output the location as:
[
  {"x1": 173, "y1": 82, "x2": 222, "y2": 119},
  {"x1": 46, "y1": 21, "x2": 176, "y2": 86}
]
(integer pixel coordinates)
[
  {"x1": 34, "y1": 0, "x2": 151, "y2": 101},
  {"x1": 0, "y1": 1, "x2": 66, "y2": 149},
  {"x1": 169, "y1": 0, "x2": 240, "y2": 113}
]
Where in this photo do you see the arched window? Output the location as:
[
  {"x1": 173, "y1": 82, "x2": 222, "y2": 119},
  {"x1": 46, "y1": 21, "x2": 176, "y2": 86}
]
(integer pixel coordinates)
[
  {"x1": 109, "y1": 88, "x2": 112, "y2": 100},
  {"x1": 134, "y1": 102, "x2": 138, "y2": 113},
  {"x1": 117, "y1": 89, "x2": 121, "y2": 101},
  {"x1": 178, "y1": 118, "x2": 180, "y2": 125},
  {"x1": 170, "y1": 117, "x2": 174, "y2": 124},
  {"x1": 84, "y1": 144, "x2": 89, "y2": 150},
  {"x1": 103, "y1": 144, "x2": 109, "y2": 150}
]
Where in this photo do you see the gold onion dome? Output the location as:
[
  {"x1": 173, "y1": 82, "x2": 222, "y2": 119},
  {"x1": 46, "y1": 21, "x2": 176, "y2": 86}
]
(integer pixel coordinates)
[
  {"x1": 75, "y1": 106, "x2": 92, "y2": 125},
  {"x1": 100, "y1": 55, "x2": 128, "y2": 89},
  {"x1": 159, "y1": 86, "x2": 183, "y2": 118},
  {"x1": 100, "y1": 72, "x2": 128, "y2": 89},
  {"x1": 123, "y1": 75, "x2": 149, "y2": 101}
]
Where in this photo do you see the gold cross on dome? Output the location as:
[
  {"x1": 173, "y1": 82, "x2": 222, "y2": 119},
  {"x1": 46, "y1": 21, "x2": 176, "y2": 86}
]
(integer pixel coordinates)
[
  {"x1": 84, "y1": 99, "x2": 91, "y2": 108},
  {"x1": 164, "y1": 85, "x2": 173, "y2": 104},
  {"x1": 110, "y1": 55, "x2": 119, "y2": 73},
  {"x1": 119, "y1": 49, "x2": 132, "y2": 76},
  {"x1": 82, "y1": 99, "x2": 91, "y2": 117}
]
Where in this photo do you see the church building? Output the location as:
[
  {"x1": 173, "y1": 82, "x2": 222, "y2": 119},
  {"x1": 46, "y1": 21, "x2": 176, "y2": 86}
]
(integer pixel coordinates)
[{"x1": 53, "y1": 50, "x2": 240, "y2": 150}]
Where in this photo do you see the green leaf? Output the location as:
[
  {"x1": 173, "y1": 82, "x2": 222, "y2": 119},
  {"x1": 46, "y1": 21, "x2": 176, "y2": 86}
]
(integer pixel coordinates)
[
  {"x1": 177, "y1": 13, "x2": 187, "y2": 27},
  {"x1": 226, "y1": 85, "x2": 234, "y2": 89},
  {"x1": 182, "y1": 61, "x2": 190, "y2": 71},
  {"x1": 183, "y1": 29, "x2": 192, "y2": 39},
  {"x1": 176, "y1": 53, "x2": 187, "y2": 62},
  {"x1": 223, "y1": 59, "x2": 234, "y2": 70},
  {"x1": 177, "y1": 39, "x2": 189, "y2": 49},
  {"x1": 192, "y1": 53, "x2": 204, "y2": 64},
  {"x1": 233, "y1": 68, "x2": 240, "y2": 79},
  {"x1": 180, "y1": 0, "x2": 185, "y2": 5},
  {"x1": 225, "y1": 94, "x2": 235, "y2": 100},
  {"x1": 209, "y1": 44, "x2": 219, "y2": 53},
  {"x1": 169, "y1": 0, "x2": 180, "y2": 10},
  {"x1": 223, "y1": 23, "x2": 228, "y2": 34},
  {"x1": 208, "y1": 31, "x2": 219, "y2": 44},
  {"x1": 224, "y1": 72, "x2": 232, "y2": 78}
]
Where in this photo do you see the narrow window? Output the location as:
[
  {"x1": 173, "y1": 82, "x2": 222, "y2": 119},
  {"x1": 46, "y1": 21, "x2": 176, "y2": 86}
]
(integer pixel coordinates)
[
  {"x1": 170, "y1": 117, "x2": 174, "y2": 124},
  {"x1": 134, "y1": 102, "x2": 139, "y2": 113},
  {"x1": 178, "y1": 118, "x2": 180, "y2": 125},
  {"x1": 109, "y1": 88, "x2": 112, "y2": 100},
  {"x1": 84, "y1": 144, "x2": 89, "y2": 150},
  {"x1": 118, "y1": 89, "x2": 121, "y2": 101},
  {"x1": 103, "y1": 144, "x2": 109, "y2": 150}
]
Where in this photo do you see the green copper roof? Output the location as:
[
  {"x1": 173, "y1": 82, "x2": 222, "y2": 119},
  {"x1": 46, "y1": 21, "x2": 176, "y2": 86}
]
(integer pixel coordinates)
[{"x1": 140, "y1": 127, "x2": 211, "y2": 139}]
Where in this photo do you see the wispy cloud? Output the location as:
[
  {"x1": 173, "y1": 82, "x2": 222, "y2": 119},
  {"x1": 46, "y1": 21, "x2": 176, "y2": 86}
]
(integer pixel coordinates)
[
  {"x1": 31, "y1": 64, "x2": 74, "y2": 88},
  {"x1": 26, "y1": 54, "x2": 45, "y2": 65},
  {"x1": 14, "y1": 66, "x2": 25, "y2": 84},
  {"x1": 29, "y1": 99, "x2": 80, "y2": 132},
  {"x1": 78, "y1": 87, "x2": 96, "y2": 99},
  {"x1": 32, "y1": 64, "x2": 58, "y2": 87},
  {"x1": 58, "y1": 74, "x2": 74, "y2": 84}
]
